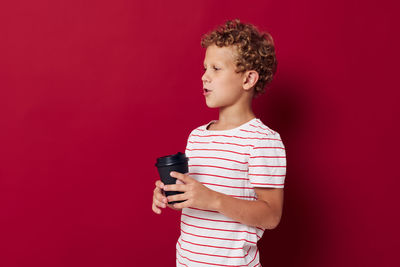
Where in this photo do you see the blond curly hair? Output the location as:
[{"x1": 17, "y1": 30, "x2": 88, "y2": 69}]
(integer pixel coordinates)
[{"x1": 201, "y1": 19, "x2": 277, "y2": 97}]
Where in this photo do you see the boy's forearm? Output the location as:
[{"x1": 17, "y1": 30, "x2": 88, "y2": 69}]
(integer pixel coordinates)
[{"x1": 213, "y1": 192, "x2": 281, "y2": 230}]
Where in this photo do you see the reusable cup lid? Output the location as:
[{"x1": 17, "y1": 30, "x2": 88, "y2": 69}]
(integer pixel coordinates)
[{"x1": 155, "y1": 152, "x2": 188, "y2": 167}]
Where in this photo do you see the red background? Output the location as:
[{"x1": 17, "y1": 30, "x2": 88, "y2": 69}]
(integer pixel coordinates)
[{"x1": 1, "y1": 1, "x2": 399, "y2": 266}]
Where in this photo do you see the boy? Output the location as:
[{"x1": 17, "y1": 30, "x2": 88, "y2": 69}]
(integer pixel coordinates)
[{"x1": 152, "y1": 19, "x2": 286, "y2": 266}]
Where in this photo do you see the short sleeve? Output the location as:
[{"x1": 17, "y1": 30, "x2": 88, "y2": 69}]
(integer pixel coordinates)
[
  {"x1": 248, "y1": 134, "x2": 286, "y2": 188},
  {"x1": 184, "y1": 129, "x2": 195, "y2": 158}
]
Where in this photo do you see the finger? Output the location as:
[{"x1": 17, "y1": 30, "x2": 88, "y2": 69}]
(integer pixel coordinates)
[
  {"x1": 154, "y1": 197, "x2": 167, "y2": 208},
  {"x1": 164, "y1": 183, "x2": 186, "y2": 192},
  {"x1": 170, "y1": 171, "x2": 188, "y2": 183},
  {"x1": 155, "y1": 180, "x2": 164, "y2": 189},
  {"x1": 155, "y1": 191, "x2": 168, "y2": 204},
  {"x1": 173, "y1": 200, "x2": 190, "y2": 209},
  {"x1": 152, "y1": 203, "x2": 161, "y2": 214},
  {"x1": 167, "y1": 192, "x2": 188, "y2": 203},
  {"x1": 153, "y1": 187, "x2": 165, "y2": 201}
]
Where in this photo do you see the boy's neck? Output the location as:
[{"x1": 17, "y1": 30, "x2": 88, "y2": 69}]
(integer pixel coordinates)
[{"x1": 214, "y1": 106, "x2": 256, "y2": 130}]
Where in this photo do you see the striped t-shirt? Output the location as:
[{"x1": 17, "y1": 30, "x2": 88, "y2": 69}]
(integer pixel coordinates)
[{"x1": 176, "y1": 118, "x2": 286, "y2": 267}]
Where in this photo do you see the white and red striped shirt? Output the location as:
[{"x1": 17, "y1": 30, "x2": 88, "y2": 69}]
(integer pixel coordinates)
[{"x1": 176, "y1": 118, "x2": 286, "y2": 266}]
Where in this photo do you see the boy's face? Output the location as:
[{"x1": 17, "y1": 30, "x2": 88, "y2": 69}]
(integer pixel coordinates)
[{"x1": 202, "y1": 45, "x2": 246, "y2": 109}]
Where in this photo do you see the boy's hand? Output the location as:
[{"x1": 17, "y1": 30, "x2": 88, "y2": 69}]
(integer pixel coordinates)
[
  {"x1": 152, "y1": 180, "x2": 168, "y2": 214},
  {"x1": 164, "y1": 171, "x2": 220, "y2": 210}
]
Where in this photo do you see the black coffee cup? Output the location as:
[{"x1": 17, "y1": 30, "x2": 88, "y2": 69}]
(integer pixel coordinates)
[{"x1": 155, "y1": 152, "x2": 189, "y2": 204}]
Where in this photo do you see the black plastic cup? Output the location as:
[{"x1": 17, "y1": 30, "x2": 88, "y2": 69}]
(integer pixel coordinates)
[{"x1": 155, "y1": 152, "x2": 189, "y2": 204}]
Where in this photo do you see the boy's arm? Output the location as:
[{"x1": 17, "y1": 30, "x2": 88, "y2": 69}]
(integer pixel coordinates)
[
  {"x1": 165, "y1": 171, "x2": 284, "y2": 229},
  {"x1": 215, "y1": 187, "x2": 283, "y2": 230}
]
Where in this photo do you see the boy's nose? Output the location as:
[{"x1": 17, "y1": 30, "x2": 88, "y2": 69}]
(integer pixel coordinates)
[{"x1": 202, "y1": 72, "x2": 210, "y2": 83}]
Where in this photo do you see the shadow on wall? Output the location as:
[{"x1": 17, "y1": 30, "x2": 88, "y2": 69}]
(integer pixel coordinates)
[{"x1": 254, "y1": 74, "x2": 325, "y2": 267}]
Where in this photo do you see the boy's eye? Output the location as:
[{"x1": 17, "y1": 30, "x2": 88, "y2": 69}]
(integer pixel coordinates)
[{"x1": 203, "y1": 66, "x2": 220, "y2": 71}]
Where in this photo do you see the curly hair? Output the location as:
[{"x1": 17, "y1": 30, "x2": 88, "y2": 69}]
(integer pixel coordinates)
[{"x1": 201, "y1": 19, "x2": 277, "y2": 97}]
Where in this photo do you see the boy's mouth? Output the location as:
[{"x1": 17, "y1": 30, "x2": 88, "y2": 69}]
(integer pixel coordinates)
[{"x1": 203, "y1": 88, "x2": 212, "y2": 96}]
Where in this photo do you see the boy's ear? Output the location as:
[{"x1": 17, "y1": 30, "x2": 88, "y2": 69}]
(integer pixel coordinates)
[{"x1": 243, "y1": 70, "x2": 259, "y2": 91}]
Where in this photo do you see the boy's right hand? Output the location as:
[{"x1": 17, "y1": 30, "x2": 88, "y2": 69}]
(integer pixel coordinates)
[{"x1": 152, "y1": 180, "x2": 168, "y2": 214}]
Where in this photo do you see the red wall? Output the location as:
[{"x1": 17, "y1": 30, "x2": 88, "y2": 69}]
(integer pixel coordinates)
[{"x1": 1, "y1": 1, "x2": 399, "y2": 266}]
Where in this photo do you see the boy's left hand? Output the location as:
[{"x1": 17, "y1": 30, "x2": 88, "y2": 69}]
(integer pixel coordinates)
[{"x1": 164, "y1": 171, "x2": 219, "y2": 210}]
